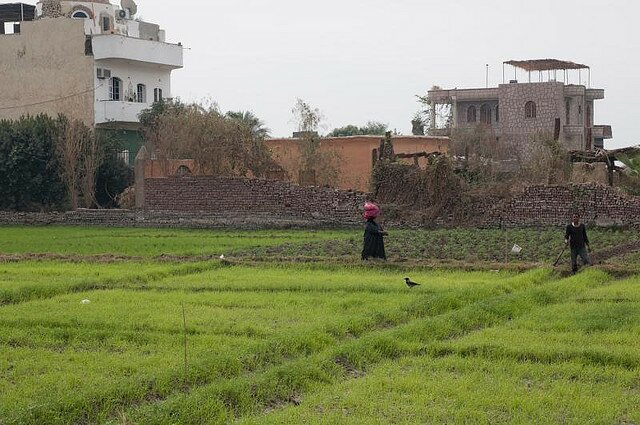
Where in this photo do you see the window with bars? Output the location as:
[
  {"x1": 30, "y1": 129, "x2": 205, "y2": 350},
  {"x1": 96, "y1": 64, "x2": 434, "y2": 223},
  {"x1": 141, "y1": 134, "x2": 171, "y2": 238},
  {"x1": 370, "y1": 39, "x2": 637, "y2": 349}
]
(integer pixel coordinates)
[
  {"x1": 467, "y1": 106, "x2": 477, "y2": 123},
  {"x1": 137, "y1": 84, "x2": 147, "y2": 103},
  {"x1": 480, "y1": 104, "x2": 491, "y2": 124},
  {"x1": 154, "y1": 88, "x2": 163, "y2": 102},
  {"x1": 109, "y1": 77, "x2": 122, "y2": 101}
]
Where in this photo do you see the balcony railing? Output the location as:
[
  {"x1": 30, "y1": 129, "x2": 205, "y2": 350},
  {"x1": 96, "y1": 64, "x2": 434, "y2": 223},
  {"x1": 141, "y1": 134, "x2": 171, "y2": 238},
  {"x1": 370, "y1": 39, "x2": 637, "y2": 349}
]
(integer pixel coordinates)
[
  {"x1": 95, "y1": 101, "x2": 148, "y2": 125},
  {"x1": 564, "y1": 125, "x2": 584, "y2": 136},
  {"x1": 593, "y1": 125, "x2": 613, "y2": 139},
  {"x1": 91, "y1": 34, "x2": 183, "y2": 69}
]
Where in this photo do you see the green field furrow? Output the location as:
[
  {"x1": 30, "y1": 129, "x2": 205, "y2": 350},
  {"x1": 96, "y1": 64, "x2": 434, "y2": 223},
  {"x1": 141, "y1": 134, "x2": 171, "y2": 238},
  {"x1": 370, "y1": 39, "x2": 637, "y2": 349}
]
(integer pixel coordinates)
[
  {"x1": 236, "y1": 355, "x2": 640, "y2": 424},
  {"x1": 1, "y1": 269, "x2": 542, "y2": 424},
  {"x1": 0, "y1": 227, "x2": 637, "y2": 424},
  {"x1": 114, "y1": 269, "x2": 560, "y2": 423},
  {"x1": 0, "y1": 227, "x2": 352, "y2": 257}
]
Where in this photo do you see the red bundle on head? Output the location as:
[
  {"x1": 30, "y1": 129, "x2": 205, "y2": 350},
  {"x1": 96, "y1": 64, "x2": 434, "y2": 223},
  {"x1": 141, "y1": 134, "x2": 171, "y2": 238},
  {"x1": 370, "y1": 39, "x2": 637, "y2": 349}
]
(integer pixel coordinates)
[{"x1": 363, "y1": 202, "x2": 380, "y2": 219}]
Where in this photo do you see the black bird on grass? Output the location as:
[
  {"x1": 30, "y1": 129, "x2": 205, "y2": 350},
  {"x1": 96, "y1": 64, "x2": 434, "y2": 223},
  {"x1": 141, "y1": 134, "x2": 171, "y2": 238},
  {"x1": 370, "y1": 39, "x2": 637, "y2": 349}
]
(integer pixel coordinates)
[{"x1": 404, "y1": 277, "x2": 421, "y2": 288}]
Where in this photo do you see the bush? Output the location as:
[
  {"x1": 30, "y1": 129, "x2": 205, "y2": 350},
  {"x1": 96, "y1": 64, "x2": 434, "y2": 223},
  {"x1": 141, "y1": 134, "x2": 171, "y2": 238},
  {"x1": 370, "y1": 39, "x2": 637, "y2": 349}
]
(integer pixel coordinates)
[{"x1": 0, "y1": 115, "x2": 67, "y2": 211}]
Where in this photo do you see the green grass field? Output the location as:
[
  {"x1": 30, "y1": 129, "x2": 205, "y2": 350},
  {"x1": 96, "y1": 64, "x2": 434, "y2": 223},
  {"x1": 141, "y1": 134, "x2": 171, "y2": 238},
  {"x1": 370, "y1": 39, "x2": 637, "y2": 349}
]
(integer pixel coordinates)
[{"x1": 0, "y1": 226, "x2": 638, "y2": 424}]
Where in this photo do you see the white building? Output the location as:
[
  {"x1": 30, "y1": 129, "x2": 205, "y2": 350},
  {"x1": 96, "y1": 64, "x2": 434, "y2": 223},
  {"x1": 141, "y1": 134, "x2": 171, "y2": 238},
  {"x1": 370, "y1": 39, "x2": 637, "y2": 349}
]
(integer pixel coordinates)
[{"x1": 0, "y1": 0, "x2": 184, "y2": 163}]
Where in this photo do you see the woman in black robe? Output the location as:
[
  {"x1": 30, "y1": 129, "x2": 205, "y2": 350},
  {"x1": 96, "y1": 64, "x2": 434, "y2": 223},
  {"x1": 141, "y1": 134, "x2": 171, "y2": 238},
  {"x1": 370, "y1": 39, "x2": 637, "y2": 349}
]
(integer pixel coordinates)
[{"x1": 362, "y1": 203, "x2": 387, "y2": 260}]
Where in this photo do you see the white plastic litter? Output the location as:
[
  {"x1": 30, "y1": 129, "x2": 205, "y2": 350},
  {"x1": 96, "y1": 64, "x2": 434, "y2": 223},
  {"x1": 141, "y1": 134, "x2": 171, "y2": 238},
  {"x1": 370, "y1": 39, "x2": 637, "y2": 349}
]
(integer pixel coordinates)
[
  {"x1": 81, "y1": 299, "x2": 91, "y2": 305},
  {"x1": 511, "y1": 244, "x2": 523, "y2": 254},
  {"x1": 219, "y1": 254, "x2": 225, "y2": 260}
]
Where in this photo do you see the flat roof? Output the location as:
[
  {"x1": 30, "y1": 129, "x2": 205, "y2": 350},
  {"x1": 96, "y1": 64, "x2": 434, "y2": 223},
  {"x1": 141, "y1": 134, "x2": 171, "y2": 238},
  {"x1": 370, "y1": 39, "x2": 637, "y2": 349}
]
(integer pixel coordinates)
[{"x1": 504, "y1": 59, "x2": 589, "y2": 72}]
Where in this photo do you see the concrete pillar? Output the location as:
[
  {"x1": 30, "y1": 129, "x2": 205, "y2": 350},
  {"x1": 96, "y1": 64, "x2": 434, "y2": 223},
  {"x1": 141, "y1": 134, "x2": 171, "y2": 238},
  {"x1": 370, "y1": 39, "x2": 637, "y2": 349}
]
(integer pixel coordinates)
[
  {"x1": 451, "y1": 97, "x2": 458, "y2": 128},
  {"x1": 134, "y1": 145, "x2": 148, "y2": 209},
  {"x1": 429, "y1": 100, "x2": 437, "y2": 130}
]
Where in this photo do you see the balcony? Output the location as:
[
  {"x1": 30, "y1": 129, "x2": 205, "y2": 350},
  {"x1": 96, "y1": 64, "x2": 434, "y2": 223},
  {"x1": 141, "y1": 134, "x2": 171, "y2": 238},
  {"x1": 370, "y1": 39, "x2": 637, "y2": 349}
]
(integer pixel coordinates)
[
  {"x1": 564, "y1": 85, "x2": 585, "y2": 96},
  {"x1": 593, "y1": 125, "x2": 613, "y2": 140},
  {"x1": 95, "y1": 101, "x2": 148, "y2": 125},
  {"x1": 428, "y1": 88, "x2": 499, "y2": 103},
  {"x1": 586, "y1": 88, "x2": 605, "y2": 100},
  {"x1": 564, "y1": 125, "x2": 584, "y2": 136},
  {"x1": 91, "y1": 34, "x2": 183, "y2": 69}
]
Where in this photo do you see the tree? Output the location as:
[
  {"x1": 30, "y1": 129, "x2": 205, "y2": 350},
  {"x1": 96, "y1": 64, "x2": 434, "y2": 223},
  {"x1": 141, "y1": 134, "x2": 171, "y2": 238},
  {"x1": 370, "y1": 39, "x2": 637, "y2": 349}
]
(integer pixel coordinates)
[
  {"x1": 55, "y1": 117, "x2": 104, "y2": 209},
  {"x1": 617, "y1": 153, "x2": 640, "y2": 177},
  {"x1": 225, "y1": 111, "x2": 271, "y2": 139},
  {"x1": 94, "y1": 134, "x2": 134, "y2": 208},
  {"x1": 327, "y1": 121, "x2": 388, "y2": 137},
  {"x1": 0, "y1": 115, "x2": 66, "y2": 211},
  {"x1": 411, "y1": 113, "x2": 426, "y2": 136},
  {"x1": 291, "y1": 98, "x2": 339, "y2": 186},
  {"x1": 139, "y1": 100, "x2": 276, "y2": 178}
]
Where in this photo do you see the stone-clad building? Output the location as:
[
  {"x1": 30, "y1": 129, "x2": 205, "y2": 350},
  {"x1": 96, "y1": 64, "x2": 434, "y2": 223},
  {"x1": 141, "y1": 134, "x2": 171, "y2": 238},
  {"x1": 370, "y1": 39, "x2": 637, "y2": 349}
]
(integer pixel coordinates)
[
  {"x1": 426, "y1": 59, "x2": 612, "y2": 151},
  {"x1": 0, "y1": 0, "x2": 183, "y2": 164}
]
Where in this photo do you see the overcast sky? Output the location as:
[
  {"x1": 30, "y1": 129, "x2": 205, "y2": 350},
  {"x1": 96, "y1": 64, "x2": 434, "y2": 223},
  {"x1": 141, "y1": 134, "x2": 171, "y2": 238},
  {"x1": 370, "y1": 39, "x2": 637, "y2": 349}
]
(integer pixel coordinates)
[{"x1": 140, "y1": 0, "x2": 636, "y2": 147}]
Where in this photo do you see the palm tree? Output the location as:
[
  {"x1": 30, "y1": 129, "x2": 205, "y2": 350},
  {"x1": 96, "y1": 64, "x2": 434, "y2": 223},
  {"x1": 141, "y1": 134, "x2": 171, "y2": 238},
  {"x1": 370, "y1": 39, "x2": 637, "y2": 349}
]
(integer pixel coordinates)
[
  {"x1": 617, "y1": 152, "x2": 640, "y2": 177},
  {"x1": 225, "y1": 111, "x2": 270, "y2": 139}
]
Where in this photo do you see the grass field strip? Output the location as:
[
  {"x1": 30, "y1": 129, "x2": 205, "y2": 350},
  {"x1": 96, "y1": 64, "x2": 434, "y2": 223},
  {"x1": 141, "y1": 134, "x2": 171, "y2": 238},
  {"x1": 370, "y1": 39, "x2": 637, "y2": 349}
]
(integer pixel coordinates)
[
  {"x1": 128, "y1": 270, "x2": 610, "y2": 424},
  {"x1": 0, "y1": 260, "x2": 225, "y2": 305},
  {"x1": 108, "y1": 269, "x2": 561, "y2": 423},
  {"x1": 0, "y1": 267, "x2": 542, "y2": 424},
  {"x1": 233, "y1": 270, "x2": 639, "y2": 424},
  {"x1": 429, "y1": 275, "x2": 640, "y2": 370}
]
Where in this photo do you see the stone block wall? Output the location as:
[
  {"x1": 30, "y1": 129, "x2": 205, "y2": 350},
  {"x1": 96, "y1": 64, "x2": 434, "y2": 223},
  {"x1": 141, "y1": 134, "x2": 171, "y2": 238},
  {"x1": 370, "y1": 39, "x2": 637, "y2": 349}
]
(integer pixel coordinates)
[
  {"x1": 498, "y1": 81, "x2": 565, "y2": 147},
  {"x1": 144, "y1": 176, "x2": 366, "y2": 225}
]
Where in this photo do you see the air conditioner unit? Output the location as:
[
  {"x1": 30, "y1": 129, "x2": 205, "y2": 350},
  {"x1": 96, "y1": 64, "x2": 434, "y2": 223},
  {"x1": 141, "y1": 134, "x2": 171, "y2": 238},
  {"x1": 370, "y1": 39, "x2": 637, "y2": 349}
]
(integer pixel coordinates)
[
  {"x1": 116, "y1": 9, "x2": 128, "y2": 19},
  {"x1": 96, "y1": 68, "x2": 112, "y2": 79}
]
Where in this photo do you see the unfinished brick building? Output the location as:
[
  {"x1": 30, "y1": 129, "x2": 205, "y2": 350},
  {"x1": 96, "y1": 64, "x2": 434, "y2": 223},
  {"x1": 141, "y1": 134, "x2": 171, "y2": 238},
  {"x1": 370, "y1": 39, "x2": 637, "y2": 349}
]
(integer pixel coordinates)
[{"x1": 426, "y1": 59, "x2": 612, "y2": 151}]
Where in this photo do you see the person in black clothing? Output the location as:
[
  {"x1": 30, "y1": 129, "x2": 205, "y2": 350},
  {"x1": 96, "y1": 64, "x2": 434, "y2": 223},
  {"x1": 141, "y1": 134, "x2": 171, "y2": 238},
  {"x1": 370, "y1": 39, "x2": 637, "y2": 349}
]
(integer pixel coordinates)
[
  {"x1": 362, "y1": 202, "x2": 387, "y2": 260},
  {"x1": 565, "y1": 213, "x2": 591, "y2": 273}
]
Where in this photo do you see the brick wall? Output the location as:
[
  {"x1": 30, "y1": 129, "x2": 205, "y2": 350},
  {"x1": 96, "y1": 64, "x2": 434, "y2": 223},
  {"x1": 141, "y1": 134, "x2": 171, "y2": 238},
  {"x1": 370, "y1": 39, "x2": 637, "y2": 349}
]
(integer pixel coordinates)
[
  {"x1": 144, "y1": 176, "x2": 366, "y2": 225},
  {"x1": 485, "y1": 184, "x2": 640, "y2": 227},
  {"x1": 3, "y1": 183, "x2": 640, "y2": 229}
]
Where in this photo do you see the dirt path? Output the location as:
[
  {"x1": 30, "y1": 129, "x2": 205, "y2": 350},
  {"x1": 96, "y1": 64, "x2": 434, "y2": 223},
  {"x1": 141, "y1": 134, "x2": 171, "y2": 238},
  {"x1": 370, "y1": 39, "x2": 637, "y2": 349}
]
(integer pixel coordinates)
[{"x1": 591, "y1": 240, "x2": 640, "y2": 263}]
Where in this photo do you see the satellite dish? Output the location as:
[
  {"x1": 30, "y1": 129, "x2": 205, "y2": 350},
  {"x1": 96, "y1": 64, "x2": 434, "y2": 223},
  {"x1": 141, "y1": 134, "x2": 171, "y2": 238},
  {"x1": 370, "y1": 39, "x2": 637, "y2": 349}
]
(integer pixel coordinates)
[{"x1": 120, "y1": 0, "x2": 137, "y2": 16}]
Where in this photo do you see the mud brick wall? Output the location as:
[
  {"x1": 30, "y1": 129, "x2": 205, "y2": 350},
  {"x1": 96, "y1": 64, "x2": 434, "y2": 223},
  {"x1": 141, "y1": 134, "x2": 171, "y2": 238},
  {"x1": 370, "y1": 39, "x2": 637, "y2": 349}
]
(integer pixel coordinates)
[
  {"x1": 489, "y1": 184, "x2": 640, "y2": 227},
  {"x1": 144, "y1": 177, "x2": 366, "y2": 225}
]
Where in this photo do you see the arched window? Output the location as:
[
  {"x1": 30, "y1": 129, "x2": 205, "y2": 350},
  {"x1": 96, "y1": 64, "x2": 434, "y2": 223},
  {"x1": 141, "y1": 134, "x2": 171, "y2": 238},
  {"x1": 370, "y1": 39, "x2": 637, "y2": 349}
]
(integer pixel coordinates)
[
  {"x1": 525, "y1": 101, "x2": 537, "y2": 119},
  {"x1": 480, "y1": 104, "x2": 492, "y2": 124},
  {"x1": 136, "y1": 84, "x2": 147, "y2": 103},
  {"x1": 72, "y1": 10, "x2": 89, "y2": 19},
  {"x1": 467, "y1": 106, "x2": 477, "y2": 123},
  {"x1": 495, "y1": 105, "x2": 499, "y2": 122},
  {"x1": 109, "y1": 77, "x2": 122, "y2": 101}
]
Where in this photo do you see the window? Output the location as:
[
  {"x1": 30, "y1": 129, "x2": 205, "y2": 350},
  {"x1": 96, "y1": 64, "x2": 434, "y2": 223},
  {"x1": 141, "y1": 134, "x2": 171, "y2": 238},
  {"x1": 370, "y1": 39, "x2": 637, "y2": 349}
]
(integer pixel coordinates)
[
  {"x1": 466, "y1": 106, "x2": 477, "y2": 123},
  {"x1": 586, "y1": 105, "x2": 592, "y2": 128},
  {"x1": 136, "y1": 84, "x2": 147, "y2": 103},
  {"x1": 495, "y1": 105, "x2": 499, "y2": 122},
  {"x1": 3, "y1": 22, "x2": 20, "y2": 34},
  {"x1": 102, "y1": 16, "x2": 111, "y2": 32},
  {"x1": 154, "y1": 88, "x2": 163, "y2": 102},
  {"x1": 565, "y1": 99, "x2": 571, "y2": 124},
  {"x1": 72, "y1": 10, "x2": 89, "y2": 19},
  {"x1": 109, "y1": 77, "x2": 122, "y2": 101},
  {"x1": 480, "y1": 104, "x2": 492, "y2": 125},
  {"x1": 525, "y1": 101, "x2": 537, "y2": 119},
  {"x1": 85, "y1": 36, "x2": 93, "y2": 55}
]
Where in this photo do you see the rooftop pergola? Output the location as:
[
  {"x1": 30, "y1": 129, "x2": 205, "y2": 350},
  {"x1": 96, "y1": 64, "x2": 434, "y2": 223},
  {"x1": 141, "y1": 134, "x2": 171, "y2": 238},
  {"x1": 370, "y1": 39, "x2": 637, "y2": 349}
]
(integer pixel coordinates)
[{"x1": 503, "y1": 58, "x2": 592, "y2": 86}]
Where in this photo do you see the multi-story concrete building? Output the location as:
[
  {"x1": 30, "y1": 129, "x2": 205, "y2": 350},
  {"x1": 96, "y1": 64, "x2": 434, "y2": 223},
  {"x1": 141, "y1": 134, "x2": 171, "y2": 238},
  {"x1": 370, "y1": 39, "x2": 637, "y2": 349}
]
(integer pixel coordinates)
[
  {"x1": 426, "y1": 59, "x2": 612, "y2": 151},
  {"x1": 0, "y1": 0, "x2": 183, "y2": 163}
]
